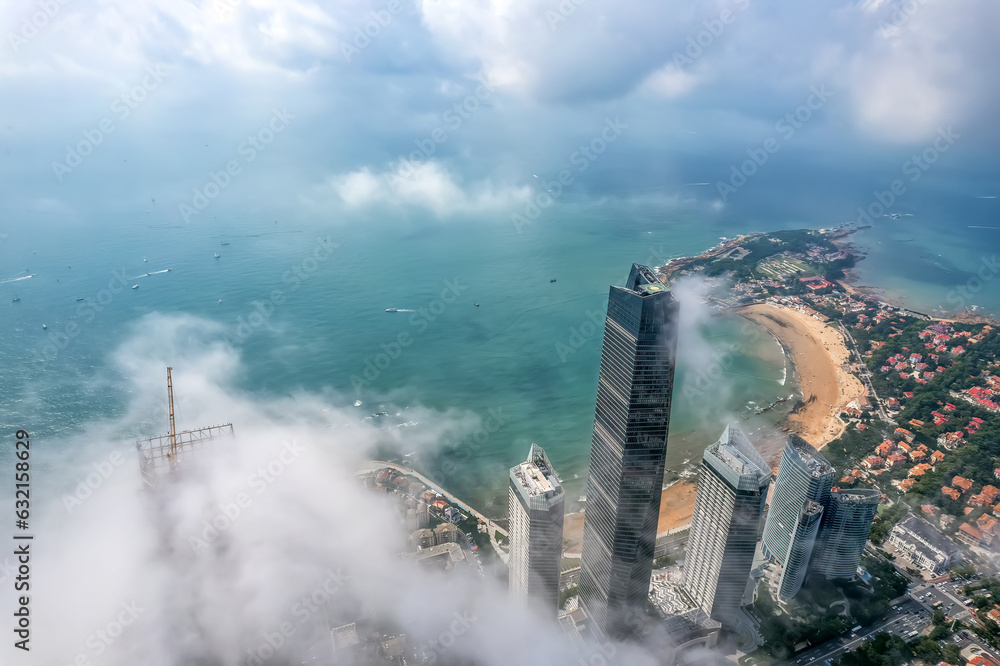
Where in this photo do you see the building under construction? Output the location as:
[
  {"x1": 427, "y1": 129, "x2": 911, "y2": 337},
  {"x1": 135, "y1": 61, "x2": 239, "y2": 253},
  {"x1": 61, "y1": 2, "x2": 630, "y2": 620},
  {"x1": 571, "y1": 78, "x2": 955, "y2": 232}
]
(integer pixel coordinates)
[{"x1": 135, "y1": 366, "x2": 234, "y2": 489}]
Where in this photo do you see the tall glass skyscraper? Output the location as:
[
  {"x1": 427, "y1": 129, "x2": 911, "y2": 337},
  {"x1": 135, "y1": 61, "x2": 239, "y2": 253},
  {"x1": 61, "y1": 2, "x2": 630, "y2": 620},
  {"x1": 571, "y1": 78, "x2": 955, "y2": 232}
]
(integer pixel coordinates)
[
  {"x1": 760, "y1": 435, "x2": 834, "y2": 601},
  {"x1": 810, "y1": 489, "x2": 880, "y2": 579},
  {"x1": 684, "y1": 425, "x2": 771, "y2": 629},
  {"x1": 508, "y1": 443, "x2": 565, "y2": 615},
  {"x1": 579, "y1": 264, "x2": 680, "y2": 639}
]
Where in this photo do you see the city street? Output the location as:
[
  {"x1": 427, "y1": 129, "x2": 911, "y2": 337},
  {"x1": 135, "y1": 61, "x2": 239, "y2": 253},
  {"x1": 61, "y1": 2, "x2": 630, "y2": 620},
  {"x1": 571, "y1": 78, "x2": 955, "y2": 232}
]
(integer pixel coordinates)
[{"x1": 795, "y1": 598, "x2": 928, "y2": 666}]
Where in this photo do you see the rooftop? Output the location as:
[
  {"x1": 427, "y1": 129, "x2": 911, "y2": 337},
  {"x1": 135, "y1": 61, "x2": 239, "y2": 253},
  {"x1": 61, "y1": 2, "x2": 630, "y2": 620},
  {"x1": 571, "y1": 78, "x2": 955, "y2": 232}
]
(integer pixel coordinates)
[
  {"x1": 705, "y1": 424, "x2": 771, "y2": 490},
  {"x1": 788, "y1": 434, "x2": 835, "y2": 477},
  {"x1": 510, "y1": 443, "x2": 564, "y2": 503}
]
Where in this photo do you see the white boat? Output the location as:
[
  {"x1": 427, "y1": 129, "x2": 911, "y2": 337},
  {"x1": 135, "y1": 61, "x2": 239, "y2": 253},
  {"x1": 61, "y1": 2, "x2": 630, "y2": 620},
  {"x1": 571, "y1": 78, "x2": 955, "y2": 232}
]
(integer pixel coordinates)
[
  {"x1": 354, "y1": 400, "x2": 363, "y2": 407},
  {"x1": 132, "y1": 284, "x2": 139, "y2": 289},
  {"x1": 214, "y1": 253, "x2": 221, "y2": 259},
  {"x1": 41, "y1": 324, "x2": 46, "y2": 329},
  {"x1": 11, "y1": 295, "x2": 19, "y2": 303},
  {"x1": 385, "y1": 307, "x2": 398, "y2": 312}
]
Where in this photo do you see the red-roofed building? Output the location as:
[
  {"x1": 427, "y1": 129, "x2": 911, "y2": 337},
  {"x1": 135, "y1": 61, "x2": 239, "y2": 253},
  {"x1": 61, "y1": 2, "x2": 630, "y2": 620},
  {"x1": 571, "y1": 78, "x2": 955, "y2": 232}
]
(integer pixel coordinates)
[
  {"x1": 953, "y1": 476, "x2": 974, "y2": 493},
  {"x1": 958, "y1": 523, "x2": 983, "y2": 546},
  {"x1": 943, "y1": 487, "x2": 961, "y2": 501},
  {"x1": 886, "y1": 453, "x2": 907, "y2": 467},
  {"x1": 931, "y1": 450, "x2": 946, "y2": 463},
  {"x1": 876, "y1": 440, "x2": 895, "y2": 457},
  {"x1": 862, "y1": 456, "x2": 885, "y2": 470}
]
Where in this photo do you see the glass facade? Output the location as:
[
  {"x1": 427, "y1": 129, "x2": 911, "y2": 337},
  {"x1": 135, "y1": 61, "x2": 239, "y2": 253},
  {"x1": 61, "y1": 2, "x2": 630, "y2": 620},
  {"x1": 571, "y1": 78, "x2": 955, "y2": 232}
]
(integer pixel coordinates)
[{"x1": 579, "y1": 265, "x2": 679, "y2": 639}]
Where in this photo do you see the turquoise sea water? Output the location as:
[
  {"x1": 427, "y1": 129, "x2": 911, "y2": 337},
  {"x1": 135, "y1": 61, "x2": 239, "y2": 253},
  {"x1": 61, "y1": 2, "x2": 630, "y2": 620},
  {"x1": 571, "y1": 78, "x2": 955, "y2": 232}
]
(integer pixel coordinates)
[{"x1": 0, "y1": 193, "x2": 996, "y2": 513}]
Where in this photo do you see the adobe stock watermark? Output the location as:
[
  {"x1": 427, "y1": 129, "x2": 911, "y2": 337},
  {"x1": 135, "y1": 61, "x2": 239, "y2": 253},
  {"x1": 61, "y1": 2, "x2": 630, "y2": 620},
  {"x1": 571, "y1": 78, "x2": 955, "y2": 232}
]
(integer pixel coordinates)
[
  {"x1": 670, "y1": 0, "x2": 750, "y2": 69},
  {"x1": 238, "y1": 568, "x2": 348, "y2": 666},
  {"x1": 32, "y1": 267, "x2": 134, "y2": 365},
  {"x1": 946, "y1": 256, "x2": 999, "y2": 311},
  {"x1": 413, "y1": 610, "x2": 478, "y2": 665},
  {"x1": 681, "y1": 319, "x2": 763, "y2": 402},
  {"x1": 188, "y1": 439, "x2": 305, "y2": 554},
  {"x1": 716, "y1": 84, "x2": 834, "y2": 202},
  {"x1": 62, "y1": 448, "x2": 129, "y2": 514},
  {"x1": 227, "y1": 236, "x2": 338, "y2": 345},
  {"x1": 385, "y1": 74, "x2": 498, "y2": 192},
  {"x1": 52, "y1": 64, "x2": 170, "y2": 181},
  {"x1": 854, "y1": 126, "x2": 960, "y2": 225},
  {"x1": 57, "y1": 600, "x2": 144, "y2": 665},
  {"x1": 179, "y1": 107, "x2": 294, "y2": 223},
  {"x1": 340, "y1": 0, "x2": 403, "y2": 62},
  {"x1": 878, "y1": 0, "x2": 929, "y2": 39},
  {"x1": 349, "y1": 278, "x2": 467, "y2": 393},
  {"x1": 545, "y1": 0, "x2": 588, "y2": 31},
  {"x1": 7, "y1": 0, "x2": 71, "y2": 53},
  {"x1": 433, "y1": 408, "x2": 506, "y2": 483},
  {"x1": 512, "y1": 117, "x2": 628, "y2": 233}
]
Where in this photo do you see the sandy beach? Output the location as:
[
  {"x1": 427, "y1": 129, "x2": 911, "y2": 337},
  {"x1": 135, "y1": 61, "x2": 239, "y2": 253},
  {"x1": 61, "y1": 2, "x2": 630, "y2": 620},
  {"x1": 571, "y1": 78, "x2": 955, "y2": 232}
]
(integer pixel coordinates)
[
  {"x1": 737, "y1": 302, "x2": 866, "y2": 450},
  {"x1": 562, "y1": 481, "x2": 697, "y2": 555},
  {"x1": 560, "y1": 301, "x2": 866, "y2": 555}
]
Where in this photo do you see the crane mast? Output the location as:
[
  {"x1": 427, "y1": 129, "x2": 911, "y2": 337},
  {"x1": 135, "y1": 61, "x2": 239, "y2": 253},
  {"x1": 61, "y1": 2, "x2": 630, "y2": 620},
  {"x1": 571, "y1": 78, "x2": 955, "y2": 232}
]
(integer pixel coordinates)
[{"x1": 166, "y1": 366, "x2": 177, "y2": 460}]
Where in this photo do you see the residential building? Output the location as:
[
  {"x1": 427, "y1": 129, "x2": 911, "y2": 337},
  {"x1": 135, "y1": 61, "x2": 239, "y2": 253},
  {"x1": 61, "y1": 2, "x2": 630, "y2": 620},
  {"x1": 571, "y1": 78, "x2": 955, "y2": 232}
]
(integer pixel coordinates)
[
  {"x1": 508, "y1": 443, "x2": 566, "y2": 615},
  {"x1": 887, "y1": 514, "x2": 961, "y2": 573},
  {"x1": 760, "y1": 435, "x2": 834, "y2": 601},
  {"x1": 683, "y1": 425, "x2": 771, "y2": 629},
  {"x1": 579, "y1": 264, "x2": 680, "y2": 639},
  {"x1": 811, "y1": 489, "x2": 880, "y2": 579}
]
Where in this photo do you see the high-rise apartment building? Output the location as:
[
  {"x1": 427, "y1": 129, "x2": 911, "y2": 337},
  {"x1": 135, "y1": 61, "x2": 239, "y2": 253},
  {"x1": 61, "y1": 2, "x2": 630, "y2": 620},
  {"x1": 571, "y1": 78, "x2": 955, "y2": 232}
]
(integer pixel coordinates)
[
  {"x1": 508, "y1": 443, "x2": 565, "y2": 614},
  {"x1": 579, "y1": 264, "x2": 680, "y2": 639},
  {"x1": 684, "y1": 425, "x2": 771, "y2": 628},
  {"x1": 760, "y1": 435, "x2": 834, "y2": 601},
  {"x1": 810, "y1": 489, "x2": 880, "y2": 579}
]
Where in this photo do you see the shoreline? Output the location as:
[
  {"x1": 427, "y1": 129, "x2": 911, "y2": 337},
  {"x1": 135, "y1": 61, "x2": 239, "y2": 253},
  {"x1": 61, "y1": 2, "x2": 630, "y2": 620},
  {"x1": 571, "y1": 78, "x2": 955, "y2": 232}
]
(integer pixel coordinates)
[
  {"x1": 735, "y1": 302, "x2": 866, "y2": 451},
  {"x1": 561, "y1": 226, "x2": 995, "y2": 555}
]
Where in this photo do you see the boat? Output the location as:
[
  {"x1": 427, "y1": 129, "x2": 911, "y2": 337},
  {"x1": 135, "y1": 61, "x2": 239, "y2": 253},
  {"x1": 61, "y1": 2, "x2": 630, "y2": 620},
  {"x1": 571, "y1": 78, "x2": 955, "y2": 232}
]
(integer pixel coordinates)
[
  {"x1": 75, "y1": 297, "x2": 84, "y2": 302},
  {"x1": 221, "y1": 241, "x2": 230, "y2": 246},
  {"x1": 143, "y1": 257, "x2": 147, "y2": 262},
  {"x1": 132, "y1": 284, "x2": 139, "y2": 289},
  {"x1": 474, "y1": 302, "x2": 480, "y2": 307},
  {"x1": 12, "y1": 295, "x2": 20, "y2": 302},
  {"x1": 41, "y1": 324, "x2": 46, "y2": 329},
  {"x1": 385, "y1": 308, "x2": 398, "y2": 312},
  {"x1": 214, "y1": 253, "x2": 220, "y2": 259},
  {"x1": 354, "y1": 400, "x2": 363, "y2": 407},
  {"x1": 549, "y1": 279, "x2": 557, "y2": 283}
]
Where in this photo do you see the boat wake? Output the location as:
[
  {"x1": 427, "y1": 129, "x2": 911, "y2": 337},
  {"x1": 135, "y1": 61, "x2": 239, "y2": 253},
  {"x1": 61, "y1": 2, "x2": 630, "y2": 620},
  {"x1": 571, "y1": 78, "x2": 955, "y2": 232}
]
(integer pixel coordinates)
[
  {"x1": 131, "y1": 268, "x2": 171, "y2": 280},
  {"x1": 2, "y1": 274, "x2": 35, "y2": 284}
]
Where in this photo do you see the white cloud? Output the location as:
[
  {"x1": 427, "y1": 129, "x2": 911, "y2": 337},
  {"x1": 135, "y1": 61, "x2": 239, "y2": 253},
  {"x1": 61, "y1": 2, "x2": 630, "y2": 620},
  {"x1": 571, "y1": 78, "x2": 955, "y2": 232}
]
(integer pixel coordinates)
[{"x1": 329, "y1": 161, "x2": 531, "y2": 216}]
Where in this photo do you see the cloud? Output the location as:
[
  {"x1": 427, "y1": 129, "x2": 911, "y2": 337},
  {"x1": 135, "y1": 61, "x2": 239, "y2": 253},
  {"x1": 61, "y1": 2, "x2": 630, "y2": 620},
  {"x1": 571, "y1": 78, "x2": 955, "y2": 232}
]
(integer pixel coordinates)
[
  {"x1": 328, "y1": 161, "x2": 531, "y2": 216},
  {"x1": 18, "y1": 312, "x2": 656, "y2": 665}
]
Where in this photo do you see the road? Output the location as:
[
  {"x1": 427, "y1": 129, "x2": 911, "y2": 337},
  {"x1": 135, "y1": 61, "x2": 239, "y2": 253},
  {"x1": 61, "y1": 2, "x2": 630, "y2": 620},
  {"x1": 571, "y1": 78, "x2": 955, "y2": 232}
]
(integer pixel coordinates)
[
  {"x1": 359, "y1": 460, "x2": 509, "y2": 539},
  {"x1": 795, "y1": 598, "x2": 929, "y2": 666},
  {"x1": 838, "y1": 321, "x2": 893, "y2": 424}
]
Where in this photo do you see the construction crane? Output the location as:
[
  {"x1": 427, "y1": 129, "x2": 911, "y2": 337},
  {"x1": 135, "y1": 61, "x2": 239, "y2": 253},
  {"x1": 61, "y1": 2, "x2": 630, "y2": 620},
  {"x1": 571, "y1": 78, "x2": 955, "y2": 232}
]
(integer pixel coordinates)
[
  {"x1": 167, "y1": 366, "x2": 177, "y2": 465},
  {"x1": 135, "y1": 366, "x2": 234, "y2": 489}
]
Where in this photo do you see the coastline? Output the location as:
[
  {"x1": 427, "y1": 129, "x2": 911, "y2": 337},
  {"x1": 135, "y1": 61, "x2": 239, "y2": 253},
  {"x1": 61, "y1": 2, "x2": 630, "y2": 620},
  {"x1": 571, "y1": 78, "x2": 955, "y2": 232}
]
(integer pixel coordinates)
[
  {"x1": 562, "y1": 225, "x2": 993, "y2": 555},
  {"x1": 735, "y1": 302, "x2": 866, "y2": 452}
]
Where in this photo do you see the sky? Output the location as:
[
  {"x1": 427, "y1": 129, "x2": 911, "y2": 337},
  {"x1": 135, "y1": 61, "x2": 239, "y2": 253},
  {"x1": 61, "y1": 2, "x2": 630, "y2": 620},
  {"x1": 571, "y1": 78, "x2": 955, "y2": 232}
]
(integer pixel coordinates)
[{"x1": 2, "y1": 0, "x2": 999, "y2": 230}]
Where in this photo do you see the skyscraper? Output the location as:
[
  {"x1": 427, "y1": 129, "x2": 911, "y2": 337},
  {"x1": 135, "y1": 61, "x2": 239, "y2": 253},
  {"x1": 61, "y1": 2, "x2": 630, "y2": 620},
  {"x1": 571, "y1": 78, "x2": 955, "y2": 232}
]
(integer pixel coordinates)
[
  {"x1": 684, "y1": 425, "x2": 771, "y2": 628},
  {"x1": 579, "y1": 264, "x2": 680, "y2": 639},
  {"x1": 810, "y1": 489, "x2": 880, "y2": 579},
  {"x1": 760, "y1": 435, "x2": 834, "y2": 601},
  {"x1": 508, "y1": 443, "x2": 565, "y2": 614}
]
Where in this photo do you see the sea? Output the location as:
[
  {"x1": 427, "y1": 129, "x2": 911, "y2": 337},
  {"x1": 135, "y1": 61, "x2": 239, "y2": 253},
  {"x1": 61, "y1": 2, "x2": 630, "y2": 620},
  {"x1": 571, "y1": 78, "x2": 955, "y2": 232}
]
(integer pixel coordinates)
[{"x1": 1, "y1": 190, "x2": 997, "y2": 516}]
